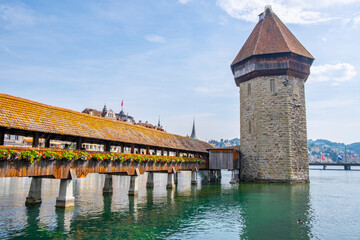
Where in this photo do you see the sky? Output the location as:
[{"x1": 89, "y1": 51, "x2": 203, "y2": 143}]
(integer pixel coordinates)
[{"x1": 0, "y1": 0, "x2": 359, "y2": 144}]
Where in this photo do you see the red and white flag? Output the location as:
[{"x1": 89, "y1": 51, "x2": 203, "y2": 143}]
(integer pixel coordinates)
[
  {"x1": 121, "y1": 100, "x2": 123, "y2": 108},
  {"x1": 321, "y1": 155, "x2": 325, "y2": 160}
]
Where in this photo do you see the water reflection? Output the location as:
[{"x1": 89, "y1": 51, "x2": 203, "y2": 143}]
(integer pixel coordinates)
[
  {"x1": 0, "y1": 171, "x2": 317, "y2": 239},
  {"x1": 239, "y1": 183, "x2": 311, "y2": 240},
  {"x1": 55, "y1": 207, "x2": 73, "y2": 233}
]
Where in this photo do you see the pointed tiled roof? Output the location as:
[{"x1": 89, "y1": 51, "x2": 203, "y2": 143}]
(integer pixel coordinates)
[{"x1": 231, "y1": 7, "x2": 314, "y2": 67}]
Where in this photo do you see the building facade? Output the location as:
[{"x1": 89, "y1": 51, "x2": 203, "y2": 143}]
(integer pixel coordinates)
[
  {"x1": 231, "y1": 6, "x2": 314, "y2": 182},
  {"x1": 82, "y1": 104, "x2": 164, "y2": 131}
]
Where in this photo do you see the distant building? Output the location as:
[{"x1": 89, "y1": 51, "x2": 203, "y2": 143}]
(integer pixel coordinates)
[
  {"x1": 82, "y1": 103, "x2": 164, "y2": 131},
  {"x1": 3, "y1": 134, "x2": 25, "y2": 147},
  {"x1": 117, "y1": 108, "x2": 135, "y2": 124},
  {"x1": 82, "y1": 108, "x2": 102, "y2": 117},
  {"x1": 3, "y1": 134, "x2": 70, "y2": 149}
]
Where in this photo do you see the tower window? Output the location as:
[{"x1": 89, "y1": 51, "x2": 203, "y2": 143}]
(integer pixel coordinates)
[
  {"x1": 248, "y1": 120, "x2": 251, "y2": 134},
  {"x1": 270, "y1": 79, "x2": 275, "y2": 92},
  {"x1": 247, "y1": 83, "x2": 251, "y2": 95}
]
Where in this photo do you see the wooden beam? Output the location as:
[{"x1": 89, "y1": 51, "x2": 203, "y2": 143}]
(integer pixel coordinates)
[
  {"x1": 120, "y1": 144, "x2": 124, "y2": 153},
  {"x1": 146, "y1": 146, "x2": 150, "y2": 155},
  {"x1": 161, "y1": 149, "x2": 164, "y2": 156},
  {"x1": 45, "y1": 135, "x2": 51, "y2": 148},
  {"x1": 130, "y1": 144, "x2": 135, "y2": 154},
  {"x1": 105, "y1": 141, "x2": 111, "y2": 152},
  {"x1": 176, "y1": 150, "x2": 179, "y2": 157},
  {"x1": 0, "y1": 127, "x2": 5, "y2": 146},
  {"x1": 76, "y1": 137, "x2": 82, "y2": 150},
  {"x1": 32, "y1": 132, "x2": 39, "y2": 148}
]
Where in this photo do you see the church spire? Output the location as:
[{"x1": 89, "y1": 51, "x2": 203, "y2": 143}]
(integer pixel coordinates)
[
  {"x1": 101, "y1": 102, "x2": 107, "y2": 117},
  {"x1": 157, "y1": 115, "x2": 161, "y2": 127},
  {"x1": 190, "y1": 117, "x2": 197, "y2": 139}
]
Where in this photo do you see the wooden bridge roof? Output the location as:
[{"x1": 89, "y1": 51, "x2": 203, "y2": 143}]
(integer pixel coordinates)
[{"x1": 0, "y1": 93, "x2": 212, "y2": 153}]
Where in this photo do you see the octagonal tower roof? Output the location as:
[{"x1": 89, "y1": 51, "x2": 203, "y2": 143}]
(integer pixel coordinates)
[{"x1": 231, "y1": 6, "x2": 314, "y2": 69}]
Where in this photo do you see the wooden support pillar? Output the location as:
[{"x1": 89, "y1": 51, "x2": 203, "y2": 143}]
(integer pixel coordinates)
[
  {"x1": 191, "y1": 171, "x2": 197, "y2": 185},
  {"x1": 25, "y1": 177, "x2": 42, "y2": 205},
  {"x1": 0, "y1": 127, "x2": 5, "y2": 146},
  {"x1": 128, "y1": 175, "x2": 138, "y2": 196},
  {"x1": 166, "y1": 173, "x2": 175, "y2": 189},
  {"x1": 174, "y1": 172, "x2": 179, "y2": 184},
  {"x1": 32, "y1": 132, "x2": 39, "y2": 148},
  {"x1": 56, "y1": 179, "x2": 75, "y2": 208},
  {"x1": 230, "y1": 169, "x2": 240, "y2": 184},
  {"x1": 76, "y1": 137, "x2": 82, "y2": 150},
  {"x1": 130, "y1": 144, "x2": 135, "y2": 154},
  {"x1": 209, "y1": 170, "x2": 216, "y2": 182},
  {"x1": 146, "y1": 146, "x2": 150, "y2": 155},
  {"x1": 45, "y1": 135, "x2": 51, "y2": 148},
  {"x1": 105, "y1": 141, "x2": 111, "y2": 152},
  {"x1": 161, "y1": 149, "x2": 164, "y2": 156},
  {"x1": 217, "y1": 170, "x2": 222, "y2": 179},
  {"x1": 103, "y1": 174, "x2": 113, "y2": 194},
  {"x1": 146, "y1": 172, "x2": 154, "y2": 189},
  {"x1": 176, "y1": 150, "x2": 179, "y2": 157}
]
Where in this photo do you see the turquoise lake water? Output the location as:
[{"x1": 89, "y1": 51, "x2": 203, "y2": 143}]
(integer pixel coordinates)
[{"x1": 0, "y1": 169, "x2": 359, "y2": 239}]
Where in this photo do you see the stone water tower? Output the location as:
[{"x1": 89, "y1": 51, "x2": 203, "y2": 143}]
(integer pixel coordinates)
[{"x1": 231, "y1": 6, "x2": 314, "y2": 182}]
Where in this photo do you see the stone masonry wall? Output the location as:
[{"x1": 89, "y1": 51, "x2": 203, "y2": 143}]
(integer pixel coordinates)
[{"x1": 239, "y1": 75, "x2": 309, "y2": 182}]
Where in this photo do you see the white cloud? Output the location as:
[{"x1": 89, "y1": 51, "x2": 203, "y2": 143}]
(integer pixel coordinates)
[
  {"x1": 216, "y1": 0, "x2": 357, "y2": 24},
  {"x1": 353, "y1": 15, "x2": 360, "y2": 27},
  {"x1": 0, "y1": 3, "x2": 36, "y2": 28},
  {"x1": 178, "y1": 0, "x2": 192, "y2": 4},
  {"x1": 310, "y1": 63, "x2": 356, "y2": 85},
  {"x1": 145, "y1": 34, "x2": 166, "y2": 43}
]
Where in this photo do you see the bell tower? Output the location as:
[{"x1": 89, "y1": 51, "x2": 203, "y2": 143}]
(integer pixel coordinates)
[{"x1": 231, "y1": 6, "x2": 314, "y2": 182}]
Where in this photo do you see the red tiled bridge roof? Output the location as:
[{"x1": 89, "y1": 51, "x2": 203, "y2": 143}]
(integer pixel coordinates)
[{"x1": 0, "y1": 93, "x2": 212, "y2": 153}]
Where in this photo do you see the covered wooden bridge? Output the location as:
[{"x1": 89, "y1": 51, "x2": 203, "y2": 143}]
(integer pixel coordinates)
[{"x1": 0, "y1": 93, "x2": 213, "y2": 207}]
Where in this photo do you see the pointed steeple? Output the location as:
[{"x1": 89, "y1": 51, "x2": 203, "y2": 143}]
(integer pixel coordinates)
[
  {"x1": 157, "y1": 115, "x2": 161, "y2": 127},
  {"x1": 101, "y1": 102, "x2": 107, "y2": 117},
  {"x1": 190, "y1": 117, "x2": 197, "y2": 139}
]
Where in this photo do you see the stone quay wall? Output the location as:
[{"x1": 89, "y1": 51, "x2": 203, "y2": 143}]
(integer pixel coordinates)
[{"x1": 239, "y1": 75, "x2": 309, "y2": 182}]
